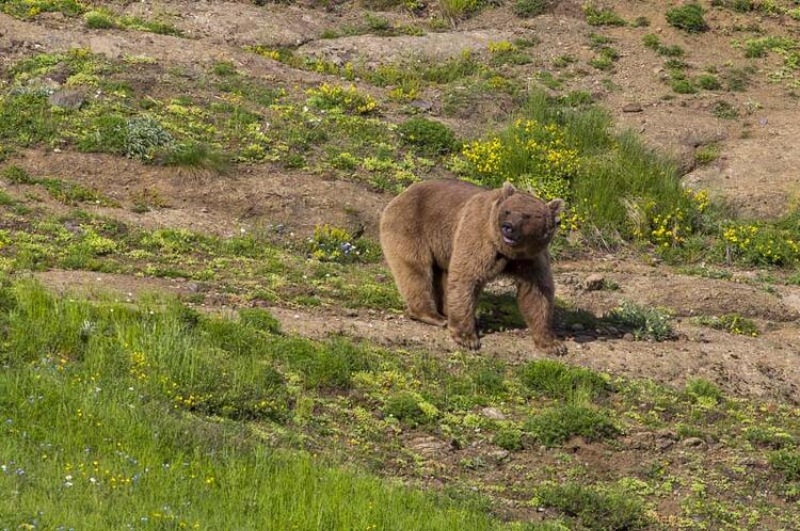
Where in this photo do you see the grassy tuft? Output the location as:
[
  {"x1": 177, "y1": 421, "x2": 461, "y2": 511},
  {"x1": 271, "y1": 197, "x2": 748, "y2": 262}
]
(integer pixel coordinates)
[
  {"x1": 518, "y1": 359, "x2": 610, "y2": 401},
  {"x1": 525, "y1": 404, "x2": 620, "y2": 446},
  {"x1": 609, "y1": 301, "x2": 674, "y2": 341},
  {"x1": 666, "y1": 3, "x2": 709, "y2": 33},
  {"x1": 536, "y1": 482, "x2": 651, "y2": 530}
]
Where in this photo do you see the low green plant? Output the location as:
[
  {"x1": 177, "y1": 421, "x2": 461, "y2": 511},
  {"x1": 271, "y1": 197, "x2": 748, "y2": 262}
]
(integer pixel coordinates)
[
  {"x1": 692, "y1": 313, "x2": 759, "y2": 336},
  {"x1": 439, "y1": 0, "x2": 483, "y2": 20},
  {"x1": 745, "y1": 426, "x2": 795, "y2": 449},
  {"x1": 535, "y1": 482, "x2": 651, "y2": 530},
  {"x1": 684, "y1": 378, "x2": 724, "y2": 404},
  {"x1": 769, "y1": 450, "x2": 800, "y2": 481},
  {"x1": 721, "y1": 225, "x2": 800, "y2": 266},
  {"x1": 666, "y1": 3, "x2": 709, "y2": 33},
  {"x1": 712, "y1": 100, "x2": 740, "y2": 119},
  {"x1": 589, "y1": 47, "x2": 619, "y2": 70},
  {"x1": 695, "y1": 144, "x2": 721, "y2": 164},
  {"x1": 659, "y1": 43, "x2": 686, "y2": 57},
  {"x1": 384, "y1": 390, "x2": 439, "y2": 426},
  {"x1": 609, "y1": 301, "x2": 674, "y2": 341},
  {"x1": 306, "y1": 224, "x2": 380, "y2": 263},
  {"x1": 513, "y1": 0, "x2": 547, "y2": 18},
  {"x1": 671, "y1": 78, "x2": 697, "y2": 94},
  {"x1": 1, "y1": 165, "x2": 35, "y2": 184},
  {"x1": 518, "y1": 359, "x2": 610, "y2": 401},
  {"x1": 493, "y1": 427, "x2": 524, "y2": 451},
  {"x1": 396, "y1": 117, "x2": 459, "y2": 156},
  {"x1": 525, "y1": 404, "x2": 620, "y2": 446},
  {"x1": 305, "y1": 83, "x2": 378, "y2": 115},
  {"x1": 124, "y1": 116, "x2": 174, "y2": 159},
  {"x1": 696, "y1": 73, "x2": 722, "y2": 90},
  {"x1": 583, "y1": 3, "x2": 626, "y2": 26}
]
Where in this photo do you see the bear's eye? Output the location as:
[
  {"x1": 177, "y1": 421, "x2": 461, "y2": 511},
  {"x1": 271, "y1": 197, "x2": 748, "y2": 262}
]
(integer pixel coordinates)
[
  {"x1": 522, "y1": 214, "x2": 531, "y2": 220},
  {"x1": 504, "y1": 210, "x2": 511, "y2": 216}
]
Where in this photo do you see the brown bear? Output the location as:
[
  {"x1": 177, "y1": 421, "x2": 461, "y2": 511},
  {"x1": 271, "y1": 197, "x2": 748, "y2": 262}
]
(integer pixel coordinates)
[{"x1": 379, "y1": 179, "x2": 565, "y2": 354}]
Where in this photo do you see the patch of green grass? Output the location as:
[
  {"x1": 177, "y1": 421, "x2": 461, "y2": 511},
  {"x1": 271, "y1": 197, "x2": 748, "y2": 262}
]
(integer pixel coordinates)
[
  {"x1": 512, "y1": 0, "x2": 547, "y2": 18},
  {"x1": 770, "y1": 450, "x2": 800, "y2": 481},
  {"x1": 695, "y1": 143, "x2": 721, "y2": 164},
  {"x1": 525, "y1": 404, "x2": 619, "y2": 446},
  {"x1": 396, "y1": 117, "x2": 459, "y2": 156},
  {"x1": 84, "y1": 8, "x2": 183, "y2": 36},
  {"x1": 666, "y1": 3, "x2": 709, "y2": 33},
  {"x1": 439, "y1": 0, "x2": 484, "y2": 21},
  {"x1": 743, "y1": 36, "x2": 796, "y2": 59},
  {"x1": 583, "y1": 3, "x2": 627, "y2": 26},
  {"x1": 643, "y1": 34, "x2": 685, "y2": 57},
  {"x1": 745, "y1": 426, "x2": 795, "y2": 449},
  {"x1": 0, "y1": 279, "x2": 524, "y2": 530},
  {"x1": 609, "y1": 301, "x2": 674, "y2": 341},
  {"x1": 692, "y1": 313, "x2": 759, "y2": 336},
  {"x1": 518, "y1": 359, "x2": 610, "y2": 402},
  {"x1": 535, "y1": 482, "x2": 651, "y2": 530},
  {"x1": 684, "y1": 378, "x2": 724, "y2": 405},
  {"x1": 2, "y1": 166, "x2": 114, "y2": 206},
  {"x1": 697, "y1": 73, "x2": 722, "y2": 90},
  {"x1": 0, "y1": 0, "x2": 85, "y2": 19},
  {"x1": 384, "y1": 390, "x2": 439, "y2": 426},
  {"x1": 671, "y1": 78, "x2": 697, "y2": 94},
  {"x1": 712, "y1": 100, "x2": 740, "y2": 119}
]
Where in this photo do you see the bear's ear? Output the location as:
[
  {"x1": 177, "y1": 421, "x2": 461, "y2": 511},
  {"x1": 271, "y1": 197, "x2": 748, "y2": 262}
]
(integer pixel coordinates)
[
  {"x1": 548, "y1": 198, "x2": 565, "y2": 223},
  {"x1": 501, "y1": 182, "x2": 516, "y2": 198}
]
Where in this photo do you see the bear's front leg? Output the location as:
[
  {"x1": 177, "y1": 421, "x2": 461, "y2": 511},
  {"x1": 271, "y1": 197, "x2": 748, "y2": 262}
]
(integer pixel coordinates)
[
  {"x1": 447, "y1": 249, "x2": 503, "y2": 351},
  {"x1": 512, "y1": 258, "x2": 566, "y2": 356},
  {"x1": 447, "y1": 278, "x2": 481, "y2": 350}
]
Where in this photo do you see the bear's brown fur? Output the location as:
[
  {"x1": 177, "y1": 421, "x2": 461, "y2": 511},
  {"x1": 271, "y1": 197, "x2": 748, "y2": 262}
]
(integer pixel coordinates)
[{"x1": 380, "y1": 179, "x2": 564, "y2": 353}]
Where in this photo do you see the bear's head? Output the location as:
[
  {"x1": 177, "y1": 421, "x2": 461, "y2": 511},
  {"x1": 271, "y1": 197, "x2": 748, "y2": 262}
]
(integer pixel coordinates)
[{"x1": 493, "y1": 183, "x2": 564, "y2": 256}]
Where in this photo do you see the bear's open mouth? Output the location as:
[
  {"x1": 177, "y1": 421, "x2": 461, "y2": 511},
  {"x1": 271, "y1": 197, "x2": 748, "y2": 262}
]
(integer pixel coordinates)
[{"x1": 502, "y1": 235, "x2": 519, "y2": 246}]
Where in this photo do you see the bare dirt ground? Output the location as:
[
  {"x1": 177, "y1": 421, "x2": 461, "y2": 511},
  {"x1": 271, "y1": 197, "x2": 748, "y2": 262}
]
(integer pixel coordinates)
[{"x1": 2, "y1": 1, "x2": 800, "y2": 412}]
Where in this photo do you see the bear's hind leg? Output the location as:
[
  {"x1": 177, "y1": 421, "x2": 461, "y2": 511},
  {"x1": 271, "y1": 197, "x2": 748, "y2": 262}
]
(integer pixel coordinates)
[{"x1": 395, "y1": 261, "x2": 448, "y2": 327}]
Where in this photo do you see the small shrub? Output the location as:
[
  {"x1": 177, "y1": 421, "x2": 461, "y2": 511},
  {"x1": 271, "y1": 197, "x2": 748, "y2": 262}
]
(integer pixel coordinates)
[
  {"x1": 666, "y1": 3, "x2": 709, "y2": 33},
  {"x1": 696, "y1": 73, "x2": 722, "y2": 90},
  {"x1": 583, "y1": 3, "x2": 627, "y2": 26},
  {"x1": 769, "y1": 450, "x2": 800, "y2": 481},
  {"x1": 684, "y1": 378, "x2": 724, "y2": 404},
  {"x1": 397, "y1": 117, "x2": 458, "y2": 156},
  {"x1": 513, "y1": 0, "x2": 548, "y2": 18},
  {"x1": 384, "y1": 391, "x2": 439, "y2": 426},
  {"x1": 536, "y1": 482, "x2": 651, "y2": 530},
  {"x1": 125, "y1": 117, "x2": 174, "y2": 160},
  {"x1": 712, "y1": 101, "x2": 739, "y2": 119},
  {"x1": 525, "y1": 404, "x2": 619, "y2": 446},
  {"x1": 671, "y1": 78, "x2": 697, "y2": 94},
  {"x1": 305, "y1": 83, "x2": 378, "y2": 115},
  {"x1": 84, "y1": 9, "x2": 115, "y2": 29},
  {"x1": 695, "y1": 144, "x2": 721, "y2": 164},
  {"x1": 589, "y1": 47, "x2": 619, "y2": 71},
  {"x1": 745, "y1": 426, "x2": 795, "y2": 449},
  {"x1": 493, "y1": 427, "x2": 524, "y2": 451},
  {"x1": 439, "y1": 0, "x2": 483, "y2": 20},
  {"x1": 609, "y1": 301, "x2": 674, "y2": 341}
]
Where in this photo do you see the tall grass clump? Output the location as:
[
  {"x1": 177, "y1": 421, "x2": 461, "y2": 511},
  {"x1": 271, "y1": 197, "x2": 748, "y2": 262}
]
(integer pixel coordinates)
[
  {"x1": 454, "y1": 90, "x2": 708, "y2": 245},
  {"x1": 0, "y1": 278, "x2": 513, "y2": 530}
]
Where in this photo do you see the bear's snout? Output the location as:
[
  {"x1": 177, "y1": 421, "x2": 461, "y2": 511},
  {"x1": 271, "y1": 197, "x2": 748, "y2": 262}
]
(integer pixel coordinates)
[{"x1": 501, "y1": 222, "x2": 520, "y2": 245}]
